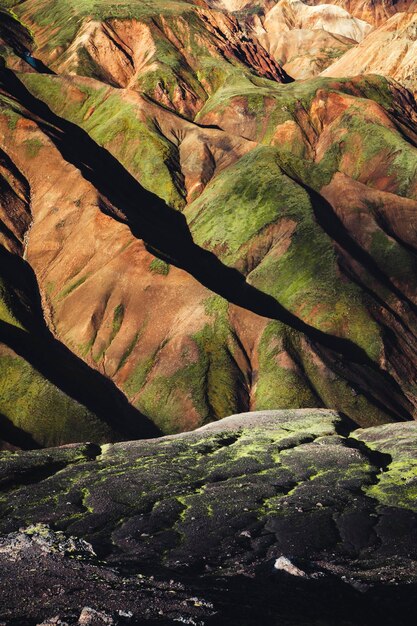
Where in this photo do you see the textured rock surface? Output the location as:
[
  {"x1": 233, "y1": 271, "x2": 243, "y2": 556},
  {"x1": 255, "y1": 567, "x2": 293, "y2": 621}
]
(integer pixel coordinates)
[{"x1": 1, "y1": 410, "x2": 417, "y2": 623}]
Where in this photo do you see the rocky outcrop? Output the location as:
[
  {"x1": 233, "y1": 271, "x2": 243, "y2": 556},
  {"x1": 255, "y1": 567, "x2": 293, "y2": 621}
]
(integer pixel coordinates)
[
  {"x1": 1, "y1": 410, "x2": 417, "y2": 623},
  {"x1": 322, "y1": 9, "x2": 417, "y2": 95}
]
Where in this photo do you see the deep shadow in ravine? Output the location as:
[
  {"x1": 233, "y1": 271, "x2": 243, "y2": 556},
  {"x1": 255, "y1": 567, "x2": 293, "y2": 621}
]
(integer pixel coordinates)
[
  {"x1": 0, "y1": 246, "x2": 161, "y2": 446},
  {"x1": 0, "y1": 412, "x2": 41, "y2": 450}
]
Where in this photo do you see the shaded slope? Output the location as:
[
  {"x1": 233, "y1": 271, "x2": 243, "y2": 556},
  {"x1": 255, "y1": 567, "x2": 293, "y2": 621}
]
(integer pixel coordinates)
[
  {"x1": 0, "y1": 243, "x2": 160, "y2": 448},
  {"x1": 2, "y1": 3, "x2": 417, "y2": 438},
  {"x1": 191, "y1": 74, "x2": 417, "y2": 409},
  {"x1": 0, "y1": 118, "x2": 160, "y2": 446}
]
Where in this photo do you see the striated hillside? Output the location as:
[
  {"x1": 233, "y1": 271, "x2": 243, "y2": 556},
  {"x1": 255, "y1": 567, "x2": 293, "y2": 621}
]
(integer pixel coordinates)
[{"x1": 1, "y1": 0, "x2": 417, "y2": 447}]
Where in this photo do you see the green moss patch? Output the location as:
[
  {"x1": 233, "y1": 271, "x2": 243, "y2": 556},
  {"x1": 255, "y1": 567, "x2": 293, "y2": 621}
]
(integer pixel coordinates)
[
  {"x1": 187, "y1": 146, "x2": 382, "y2": 362},
  {"x1": 149, "y1": 258, "x2": 170, "y2": 276},
  {"x1": 0, "y1": 351, "x2": 113, "y2": 447},
  {"x1": 20, "y1": 74, "x2": 186, "y2": 209}
]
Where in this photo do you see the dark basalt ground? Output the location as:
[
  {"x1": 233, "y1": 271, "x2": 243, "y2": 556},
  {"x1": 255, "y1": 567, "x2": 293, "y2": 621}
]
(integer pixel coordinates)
[{"x1": 1, "y1": 409, "x2": 417, "y2": 625}]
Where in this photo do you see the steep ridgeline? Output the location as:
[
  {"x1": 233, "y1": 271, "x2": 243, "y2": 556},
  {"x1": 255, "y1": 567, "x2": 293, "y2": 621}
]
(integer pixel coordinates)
[
  {"x1": 3, "y1": 0, "x2": 290, "y2": 116},
  {"x1": 1, "y1": 0, "x2": 417, "y2": 445}
]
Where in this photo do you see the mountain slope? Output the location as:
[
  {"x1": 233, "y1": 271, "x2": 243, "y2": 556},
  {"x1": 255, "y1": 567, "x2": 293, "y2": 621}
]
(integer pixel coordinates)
[
  {"x1": 217, "y1": 1, "x2": 417, "y2": 87},
  {"x1": 1, "y1": 0, "x2": 417, "y2": 443},
  {"x1": 7, "y1": 0, "x2": 290, "y2": 117},
  {"x1": 322, "y1": 9, "x2": 417, "y2": 95}
]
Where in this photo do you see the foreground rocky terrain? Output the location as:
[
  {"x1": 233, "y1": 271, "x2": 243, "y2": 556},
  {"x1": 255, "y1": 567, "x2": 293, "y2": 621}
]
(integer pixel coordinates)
[{"x1": 1, "y1": 409, "x2": 417, "y2": 624}]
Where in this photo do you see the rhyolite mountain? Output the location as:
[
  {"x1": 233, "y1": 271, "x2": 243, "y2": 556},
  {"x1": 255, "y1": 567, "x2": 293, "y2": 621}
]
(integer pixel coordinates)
[
  {"x1": 2, "y1": 2, "x2": 417, "y2": 625},
  {"x1": 1, "y1": 1, "x2": 417, "y2": 446}
]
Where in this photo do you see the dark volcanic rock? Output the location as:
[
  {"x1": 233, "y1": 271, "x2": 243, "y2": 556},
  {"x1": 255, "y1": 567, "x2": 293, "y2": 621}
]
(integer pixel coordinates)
[{"x1": 1, "y1": 410, "x2": 417, "y2": 624}]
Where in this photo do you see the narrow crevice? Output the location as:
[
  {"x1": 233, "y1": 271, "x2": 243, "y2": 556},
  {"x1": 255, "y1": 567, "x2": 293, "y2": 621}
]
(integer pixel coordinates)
[
  {"x1": 0, "y1": 9, "x2": 55, "y2": 76},
  {"x1": 334, "y1": 412, "x2": 360, "y2": 438},
  {"x1": 340, "y1": 261, "x2": 417, "y2": 347},
  {"x1": 193, "y1": 432, "x2": 241, "y2": 455},
  {"x1": 20, "y1": 52, "x2": 55, "y2": 75},
  {"x1": 102, "y1": 22, "x2": 135, "y2": 70},
  {"x1": 0, "y1": 9, "x2": 33, "y2": 57},
  {"x1": 0, "y1": 147, "x2": 31, "y2": 203},
  {"x1": 83, "y1": 442, "x2": 103, "y2": 460},
  {"x1": 283, "y1": 331, "x2": 326, "y2": 408},
  {"x1": 343, "y1": 436, "x2": 392, "y2": 484},
  {"x1": 371, "y1": 206, "x2": 417, "y2": 260}
]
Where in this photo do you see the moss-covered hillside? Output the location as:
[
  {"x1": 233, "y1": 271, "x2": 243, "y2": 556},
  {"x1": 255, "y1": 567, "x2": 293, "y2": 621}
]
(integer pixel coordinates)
[{"x1": 1, "y1": 1, "x2": 417, "y2": 443}]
